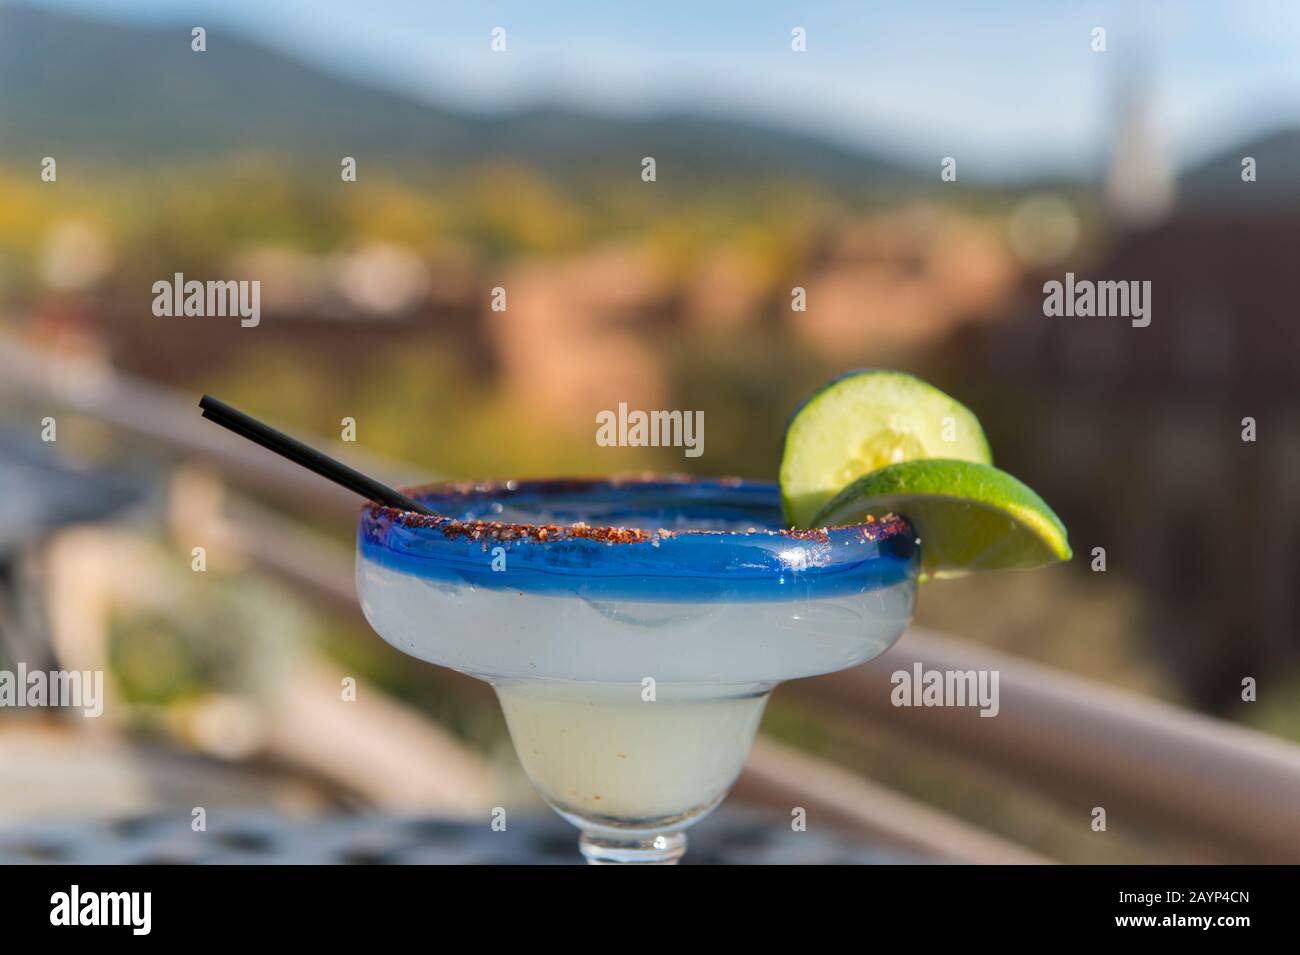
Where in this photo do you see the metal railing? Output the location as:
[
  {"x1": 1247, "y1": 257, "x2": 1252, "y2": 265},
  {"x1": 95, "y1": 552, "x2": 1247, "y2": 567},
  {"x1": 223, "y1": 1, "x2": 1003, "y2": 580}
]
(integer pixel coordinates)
[
  {"x1": 791, "y1": 633, "x2": 1300, "y2": 861},
  {"x1": 5, "y1": 332, "x2": 1300, "y2": 862}
]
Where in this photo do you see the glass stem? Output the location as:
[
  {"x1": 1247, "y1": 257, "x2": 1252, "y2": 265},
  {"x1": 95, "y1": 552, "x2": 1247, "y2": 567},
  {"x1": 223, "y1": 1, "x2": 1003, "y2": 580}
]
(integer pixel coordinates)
[{"x1": 579, "y1": 831, "x2": 687, "y2": 865}]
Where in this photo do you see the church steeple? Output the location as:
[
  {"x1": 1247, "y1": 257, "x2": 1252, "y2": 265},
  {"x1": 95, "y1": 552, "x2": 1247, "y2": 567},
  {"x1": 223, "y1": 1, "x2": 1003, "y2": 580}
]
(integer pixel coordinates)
[{"x1": 1104, "y1": 59, "x2": 1175, "y2": 228}]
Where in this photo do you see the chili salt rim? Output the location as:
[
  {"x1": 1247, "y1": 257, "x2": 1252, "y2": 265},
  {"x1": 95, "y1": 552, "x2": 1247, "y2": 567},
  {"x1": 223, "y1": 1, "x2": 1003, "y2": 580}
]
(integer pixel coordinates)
[{"x1": 361, "y1": 474, "x2": 913, "y2": 546}]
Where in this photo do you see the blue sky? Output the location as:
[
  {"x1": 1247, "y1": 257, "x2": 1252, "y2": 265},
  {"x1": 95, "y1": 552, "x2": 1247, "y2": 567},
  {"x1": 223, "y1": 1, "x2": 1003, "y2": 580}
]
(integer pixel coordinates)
[{"x1": 19, "y1": 0, "x2": 1300, "y2": 177}]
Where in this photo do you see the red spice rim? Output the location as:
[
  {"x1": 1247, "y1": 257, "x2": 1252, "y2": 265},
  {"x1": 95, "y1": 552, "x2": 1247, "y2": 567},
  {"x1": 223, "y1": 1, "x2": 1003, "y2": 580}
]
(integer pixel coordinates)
[{"x1": 360, "y1": 474, "x2": 911, "y2": 546}]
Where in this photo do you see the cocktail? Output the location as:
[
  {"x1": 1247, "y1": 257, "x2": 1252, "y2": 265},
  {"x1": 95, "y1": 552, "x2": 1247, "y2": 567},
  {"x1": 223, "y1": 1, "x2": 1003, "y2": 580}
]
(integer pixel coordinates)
[
  {"x1": 199, "y1": 371, "x2": 1070, "y2": 865},
  {"x1": 355, "y1": 477, "x2": 918, "y2": 863}
]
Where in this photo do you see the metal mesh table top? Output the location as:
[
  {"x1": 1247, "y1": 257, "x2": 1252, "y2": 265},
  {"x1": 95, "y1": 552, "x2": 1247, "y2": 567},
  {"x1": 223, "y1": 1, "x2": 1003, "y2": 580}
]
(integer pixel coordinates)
[{"x1": 0, "y1": 808, "x2": 928, "y2": 865}]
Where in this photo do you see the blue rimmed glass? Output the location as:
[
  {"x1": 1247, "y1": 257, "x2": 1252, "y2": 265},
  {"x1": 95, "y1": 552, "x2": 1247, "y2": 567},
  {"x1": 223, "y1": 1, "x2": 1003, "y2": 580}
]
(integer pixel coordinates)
[{"x1": 357, "y1": 477, "x2": 919, "y2": 864}]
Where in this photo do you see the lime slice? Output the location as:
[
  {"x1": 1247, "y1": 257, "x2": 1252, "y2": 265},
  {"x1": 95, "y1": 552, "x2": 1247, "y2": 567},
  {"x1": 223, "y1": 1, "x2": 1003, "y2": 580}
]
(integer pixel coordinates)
[
  {"x1": 780, "y1": 371, "x2": 992, "y2": 528},
  {"x1": 811, "y1": 459, "x2": 1071, "y2": 579}
]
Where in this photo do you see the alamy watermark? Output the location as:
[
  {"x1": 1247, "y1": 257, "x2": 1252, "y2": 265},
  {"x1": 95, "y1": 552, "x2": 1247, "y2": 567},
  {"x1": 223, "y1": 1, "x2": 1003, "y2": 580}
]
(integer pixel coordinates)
[
  {"x1": 891, "y1": 663, "x2": 999, "y2": 717},
  {"x1": 0, "y1": 664, "x2": 103, "y2": 717},
  {"x1": 1042, "y1": 272, "x2": 1150, "y2": 328},
  {"x1": 596, "y1": 403, "x2": 704, "y2": 458},
  {"x1": 50, "y1": 885, "x2": 151, "y2": 935},
  {"x1": 152, "y1": 272, "x2": 260, "y2": 327}
]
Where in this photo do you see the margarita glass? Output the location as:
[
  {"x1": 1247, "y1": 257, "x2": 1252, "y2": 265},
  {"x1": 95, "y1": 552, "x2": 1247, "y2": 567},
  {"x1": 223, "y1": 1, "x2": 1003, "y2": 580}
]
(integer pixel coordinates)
[{"x1": 356, "y1": 476, "x2": 918, "y2": 864}]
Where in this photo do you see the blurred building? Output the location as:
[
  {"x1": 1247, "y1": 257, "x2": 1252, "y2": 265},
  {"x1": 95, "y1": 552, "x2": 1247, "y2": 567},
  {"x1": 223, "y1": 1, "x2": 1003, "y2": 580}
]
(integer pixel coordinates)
[
  {"x1": 952, "y1": 211, "x2": 1300, "y2": 709},
  {"x1": 486, "y1": 243, "x2": 675, "y2": 421},
  {"x1": 795, "y1": 208, "x2": 1018, "y2": 360},
  {"x1": 77, "y1": 242, "x2": 490, "y2": 384}
]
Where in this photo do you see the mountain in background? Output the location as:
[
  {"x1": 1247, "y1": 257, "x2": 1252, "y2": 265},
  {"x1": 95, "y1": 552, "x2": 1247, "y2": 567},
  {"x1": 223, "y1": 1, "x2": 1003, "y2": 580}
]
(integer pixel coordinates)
[
  {"x1": 1178, "y1": 129, "x2": 1300, "y2": 209},
  {"x1": 5, "y1": 3, "x2": 1297, "y2": 205},
  {"x1": 0, "y1": 3, "x2": 915, "y2": 187}
]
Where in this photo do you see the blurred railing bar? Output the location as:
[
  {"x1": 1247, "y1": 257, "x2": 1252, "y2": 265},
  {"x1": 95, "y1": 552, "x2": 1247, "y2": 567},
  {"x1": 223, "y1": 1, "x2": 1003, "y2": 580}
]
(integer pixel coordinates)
[
  {"x1": 735, "y1": 738, "x2": 1051, "y2": 864},
  {"x1": 788, "y1": 632, "x2": 1300, "y2": 862},
  {"x1": 0, "y1": 334, "x2": 432, "y2": 519}
]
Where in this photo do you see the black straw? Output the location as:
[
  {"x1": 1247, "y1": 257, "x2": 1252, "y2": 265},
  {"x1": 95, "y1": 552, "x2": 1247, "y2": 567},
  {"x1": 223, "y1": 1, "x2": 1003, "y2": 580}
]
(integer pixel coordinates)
[{"x1": 198, "y1": 394, "x2": 436, "y2": 515}]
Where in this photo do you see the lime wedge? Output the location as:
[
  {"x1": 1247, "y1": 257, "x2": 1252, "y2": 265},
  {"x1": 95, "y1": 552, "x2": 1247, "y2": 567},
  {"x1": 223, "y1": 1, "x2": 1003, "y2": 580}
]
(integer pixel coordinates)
[
  {"x1": 811, "y1": 459, "x2": 1071, "y2": 579},
  {"x1": 780, "y1": 371, "x2": 991, "y2": 528}
]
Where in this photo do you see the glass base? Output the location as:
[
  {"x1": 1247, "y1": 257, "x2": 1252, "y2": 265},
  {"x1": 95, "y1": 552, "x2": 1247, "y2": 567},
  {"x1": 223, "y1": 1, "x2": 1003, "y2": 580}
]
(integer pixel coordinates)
[
  {"x1": 579, "y1": 831, "x2": 687, "y2": 865},
  {"x1": 550, "y1": 795, "x2": 721, "y2": 865}
]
